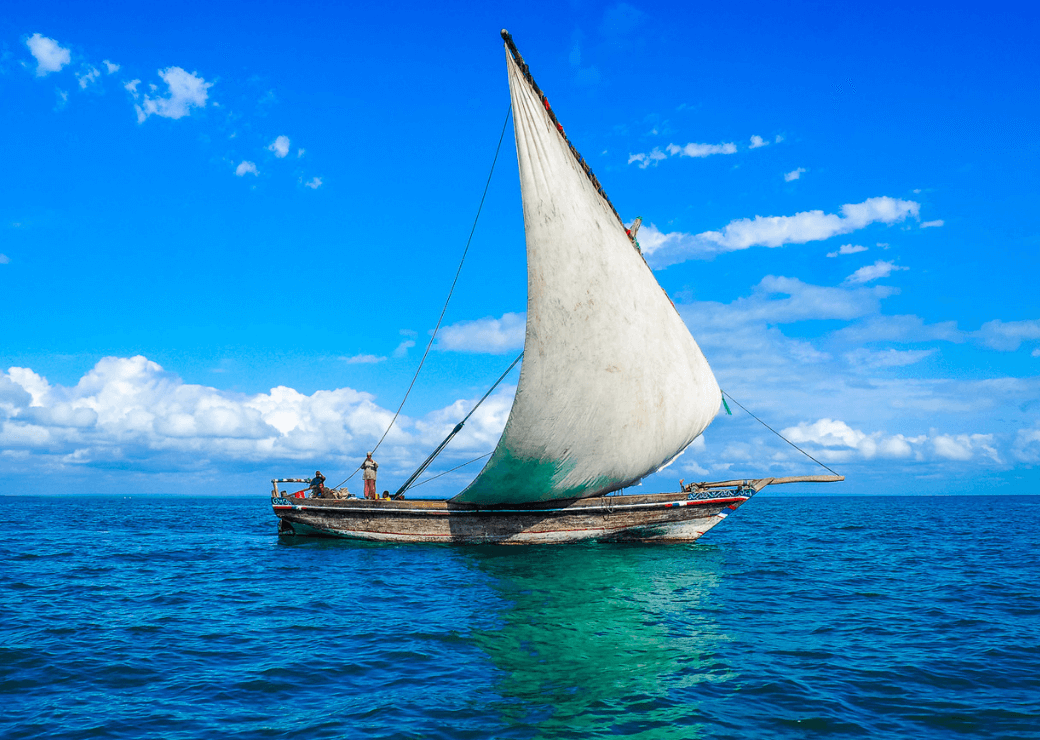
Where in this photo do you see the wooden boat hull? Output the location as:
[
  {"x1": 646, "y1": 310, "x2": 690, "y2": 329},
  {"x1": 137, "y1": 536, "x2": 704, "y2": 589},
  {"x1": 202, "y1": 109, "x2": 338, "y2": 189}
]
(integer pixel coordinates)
[{"x1": 271, "y1": 490, "x2": 750, "y2": 544}]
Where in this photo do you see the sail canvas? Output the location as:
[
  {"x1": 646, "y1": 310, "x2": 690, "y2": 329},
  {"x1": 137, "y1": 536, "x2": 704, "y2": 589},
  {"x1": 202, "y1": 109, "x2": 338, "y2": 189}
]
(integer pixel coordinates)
[{"x1": 453, "y1": 47, "x2": 721, "y2": 505}]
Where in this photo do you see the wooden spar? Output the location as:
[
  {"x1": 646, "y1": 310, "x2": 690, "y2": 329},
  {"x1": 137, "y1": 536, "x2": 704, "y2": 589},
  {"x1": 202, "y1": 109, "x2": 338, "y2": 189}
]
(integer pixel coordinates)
[{"x1": 684, "y1": 475, "x2": 845, "y2": 494}]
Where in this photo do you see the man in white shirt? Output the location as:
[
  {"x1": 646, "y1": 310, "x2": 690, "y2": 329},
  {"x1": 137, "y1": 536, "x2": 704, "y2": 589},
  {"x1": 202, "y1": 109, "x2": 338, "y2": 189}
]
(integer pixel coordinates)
[{"x1": 362, "y1": 453, "x2": 378, "y2": 499}]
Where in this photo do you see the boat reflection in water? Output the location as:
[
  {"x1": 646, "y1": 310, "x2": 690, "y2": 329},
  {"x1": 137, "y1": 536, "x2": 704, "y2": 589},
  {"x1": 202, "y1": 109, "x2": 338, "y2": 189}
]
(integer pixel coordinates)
[{"x1": 461, "y1": 543, "x2": 732, "y2": 733}]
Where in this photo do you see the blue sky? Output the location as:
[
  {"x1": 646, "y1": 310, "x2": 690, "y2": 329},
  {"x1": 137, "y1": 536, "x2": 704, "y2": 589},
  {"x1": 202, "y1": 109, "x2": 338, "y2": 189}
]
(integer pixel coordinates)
[{"x1": 1, "y1": 0, "x2": 1038, "y2": 496}]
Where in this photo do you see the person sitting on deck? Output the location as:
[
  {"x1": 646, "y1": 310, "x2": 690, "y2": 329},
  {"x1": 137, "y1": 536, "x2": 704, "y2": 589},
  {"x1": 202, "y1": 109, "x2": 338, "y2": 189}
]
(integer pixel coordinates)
[
  {"x1": 361, "y1": 453, "x2": 378, "y2": 499},
  {"x1": 309, "y1": 470, "x2": 326, "y2": 498}
]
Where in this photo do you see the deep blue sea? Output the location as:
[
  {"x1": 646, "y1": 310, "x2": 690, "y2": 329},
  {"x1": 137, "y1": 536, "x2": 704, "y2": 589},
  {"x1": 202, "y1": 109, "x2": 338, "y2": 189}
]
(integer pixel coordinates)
[{"x1": 2, "y1": 494, "x2": 1038, "y2": 739}]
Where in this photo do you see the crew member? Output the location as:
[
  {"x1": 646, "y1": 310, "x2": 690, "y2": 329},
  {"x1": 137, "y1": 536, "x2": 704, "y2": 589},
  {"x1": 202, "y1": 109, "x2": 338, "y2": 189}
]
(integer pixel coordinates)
[
  {"x1": 309, "y1": 470, "x2": 326, "y2": 498},
  {"x1": 361, "y1": 453, "x2": 378, "y2": 499}
]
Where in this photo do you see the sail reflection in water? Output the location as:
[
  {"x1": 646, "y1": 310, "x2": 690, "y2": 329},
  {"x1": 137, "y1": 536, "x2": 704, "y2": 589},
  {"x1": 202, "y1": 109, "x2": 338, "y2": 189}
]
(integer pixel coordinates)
[{"x1": 462, "y1": 544, "x2": 733, "y2": 734}]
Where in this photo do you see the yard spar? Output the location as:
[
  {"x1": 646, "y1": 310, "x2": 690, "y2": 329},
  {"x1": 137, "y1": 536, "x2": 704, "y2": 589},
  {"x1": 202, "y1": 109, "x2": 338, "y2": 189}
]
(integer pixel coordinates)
[{"x1": 452, "y1": 34, "x2": 721, "y2": 505}]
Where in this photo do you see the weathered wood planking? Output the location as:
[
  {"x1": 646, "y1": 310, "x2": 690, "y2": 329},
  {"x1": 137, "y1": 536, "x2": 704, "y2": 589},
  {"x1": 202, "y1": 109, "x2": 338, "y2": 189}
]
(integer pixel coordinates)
[
  {"x1": 272, "y1": 490, "x2": 749, "y2": 544},
  {"x1": 270, "y1": 476, "x2": 843, "y2": 544}
]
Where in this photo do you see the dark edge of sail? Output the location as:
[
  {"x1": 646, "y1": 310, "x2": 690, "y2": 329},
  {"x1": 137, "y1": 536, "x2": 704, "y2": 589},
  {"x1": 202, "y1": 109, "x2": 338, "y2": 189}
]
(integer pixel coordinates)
[{"x1": 500, "y1": 29, "x2": 633, "y2": 244}]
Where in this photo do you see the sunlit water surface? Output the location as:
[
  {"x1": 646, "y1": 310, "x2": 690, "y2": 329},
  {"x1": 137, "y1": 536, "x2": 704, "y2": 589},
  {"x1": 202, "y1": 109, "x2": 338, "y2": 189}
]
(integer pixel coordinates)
[{"x1": 2, "y1": 494, "x2": 1037, "y2": 739}]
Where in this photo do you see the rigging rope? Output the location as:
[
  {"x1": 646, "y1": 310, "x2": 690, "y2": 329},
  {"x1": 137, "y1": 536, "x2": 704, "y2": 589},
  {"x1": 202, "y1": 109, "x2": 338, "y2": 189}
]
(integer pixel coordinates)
[
  {"x1": 395, "y1": 351, "x2": 524, "y2": 496},
  {"x1": 721, "y1": 390, "x2": 841, "y2": 477},
  {"x1": 332, "y1": 104, "x2": 513, "y2": 491},
  {"x1": 408, "y1": 451, "x2": 494, "y2": 491}
]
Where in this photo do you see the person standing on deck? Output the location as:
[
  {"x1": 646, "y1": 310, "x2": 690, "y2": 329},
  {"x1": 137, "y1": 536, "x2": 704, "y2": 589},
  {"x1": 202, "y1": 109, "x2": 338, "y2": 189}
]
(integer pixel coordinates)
[{"x1": 362, "y1": 453, "x2": 378, "y2": 499}]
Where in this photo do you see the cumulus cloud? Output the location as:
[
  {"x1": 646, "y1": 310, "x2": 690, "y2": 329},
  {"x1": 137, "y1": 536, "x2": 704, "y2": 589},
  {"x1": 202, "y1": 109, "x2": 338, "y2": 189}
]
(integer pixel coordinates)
[
  {"x1": 749, "y1": 135, "x2": 768, "y2": 149},
  {"x1": 235, "y1": 161, "x2": 258, "y2": 177},
  {"x1": 103, "y1": 60, "x2": 119, "y2": 74},
  {"x1": 933, "y1": 433, "x2": 1000, "y2": 463},
  {"x1": 780, "y1": 418, "x2": 1002, "y2": 464},
  {"x1": 641, "y1": 196, "x2": 921, "y2": 267},
  {"x1": 920, "y1": 220, "x2": 944, "y2": 228},
  {"x1": 268, "y1": 135, "x2": 290, "y2": 158},
  {"x1": 784, "y1": 167, "x2": 806, "y2": 181},
  {"x1": 76, "y1": 66, "x2": 100, "y2": 89},
  {"x1": 437, "y1": 313, "x2": 526, "y2": 354},
  {"x1": 131, "y1": 67, "x2": 212, "y2": 123},
  {"x1": 0, "y1": 254, "x2": 9, "y2": 264},
  {"x1": 303, "y1": 177, "x2": 323, "y2": 189},
  {"x1": 844, "y1": 260, "x2": 909, "y2": 285},
  {"x1": 827, "y1": 244, "x2": 868, "y2": 258},
  {"x1": 781, "y1": 418, "x2": 927, "y2": 460},
  {"x1": 0, "y1": 356, "x2": 517, "y2": 485},
  {"x1": 26, "y1": 33, "x2": 70, "y2": 76},
  {"x1": 414, "y1": 387, "x2": 515, "y2": 451}
]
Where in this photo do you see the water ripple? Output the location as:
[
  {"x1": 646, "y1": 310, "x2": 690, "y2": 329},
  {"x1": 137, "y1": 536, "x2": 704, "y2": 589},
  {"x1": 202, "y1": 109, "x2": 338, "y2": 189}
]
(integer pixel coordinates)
[{"x1": 1, "y1": 494, "x2": 1038, "y2": 738}]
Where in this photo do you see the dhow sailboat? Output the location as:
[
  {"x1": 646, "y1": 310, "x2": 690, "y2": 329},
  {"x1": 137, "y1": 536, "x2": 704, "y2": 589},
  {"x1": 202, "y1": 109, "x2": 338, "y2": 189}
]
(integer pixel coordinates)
[{"x1": 270, "y1": 31, "x2": 842, "y2": 543}]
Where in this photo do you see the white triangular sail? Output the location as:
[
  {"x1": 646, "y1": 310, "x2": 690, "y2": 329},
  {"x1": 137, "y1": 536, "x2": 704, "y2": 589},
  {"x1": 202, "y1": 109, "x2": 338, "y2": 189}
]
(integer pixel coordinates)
[{"x1": 452, "y1": 45, "x2": 720, "y2": 505}]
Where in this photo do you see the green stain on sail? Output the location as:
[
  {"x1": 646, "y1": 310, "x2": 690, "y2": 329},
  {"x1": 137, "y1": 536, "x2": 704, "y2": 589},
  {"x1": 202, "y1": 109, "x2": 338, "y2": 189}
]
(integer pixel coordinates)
[{"x1": 454, "y1": 445, "x2": 614, "y2": 504}]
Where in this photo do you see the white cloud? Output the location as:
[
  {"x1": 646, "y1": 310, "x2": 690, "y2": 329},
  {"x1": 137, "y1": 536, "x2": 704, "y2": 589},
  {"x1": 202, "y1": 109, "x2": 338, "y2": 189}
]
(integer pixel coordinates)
[
  {"x1": 342, "y1": 354, "x2": 386, "y2": 364},
  {"x1": 780, "y1": 418, "x2": 928, "y2": 460},
  {"x1": 124, "y1": 79, "x2": 140, "y2": 94},
  {"x1": 641, "y1": 196, "x2": 920, "y2": 267},
  {"x1": 844, "y1": 348, "x2": 936, "y2": 369},
  {"x1": 933, "y1": 433, "x2": 999, "y2": 463},
  {"x1": 26, "y1": 33, "x2": 70, "y2": 77},
  {"x1": 784, "y1": 167, "x2": 806, "y2": 181},
  {"x1": 297, "y1": 148, "x2": 306, "y2": 158},
  {"x1": 0, "y1": 356, "x2": 419, "y2": 473},
  {"x1": 437, "y1": 312, "x2": 526, "y2": 354},
  {"x1": 780, "y1": 419, "x2": 1001, "y2": 464},
  {"x1": 1012, "y1": 428, "x2": 1040, "y2": 463},
  {"x1": 775, "y1": 134, "x2": 784, "y2": 143},
  {"x1": 844, "y1": 260, "x2": 909, "y2": 285},
  {"x1": 749, "y1": 135, "x2": 768, "y2": 149},
  {"x1": 235, "y1": 161, "x2": 258, "y2": 177},
  {"x1": 972, "y1": 319, "x2": 1040, "y2": 351},
  {"x1": 628, "y1": 148, "x2": 668, "y2": 169},
  {"x1": 103, "y1": 60, "x2": 119, "y2": 74},
  {"x1": 629, "y1": 141, "x2": 736, "y2": 168},
  {"x1": 827, "y1": 244, "x2": 868, "y2": 257},
  {"x1": 393, "y1": 340, "x2": 415, "y2": 358},
  {"x1": 0, "y1": 254, "x2": 9, "y2": 265},
  {"x1": 831, "y1": 314, "x2": 963, "y2": 345},
  {"x1": 133, "y1": 67, "x2": 212, "y2": 123},
  {"x1": 920, "y1": 220, "x2": 944, "y2": 228},
  {"x1": 1033, "y1": 348, "x2": 1040, "y2": 358},
  {"x1": 414, "y1": 387, "x2": 515, "y2": 451},
  {"x1": 268, "y1": 135, "x2": 290, "y2": 158},
  {"x1": 303, "y1": 177, "x2": 323, "y2": 189},
  {"x1": 77, "y1": 66, "x2": 100, "y2": 89},
  {"x1": 666, "y1": 141, "x2": 737, "y2": 158}
]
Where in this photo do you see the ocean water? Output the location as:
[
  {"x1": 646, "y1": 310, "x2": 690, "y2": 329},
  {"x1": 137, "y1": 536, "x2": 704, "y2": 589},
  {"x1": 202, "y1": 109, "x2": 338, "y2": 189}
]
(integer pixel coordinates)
[{"x1": 2, "y1": 494, "x2": 1038, "y2": 739}]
